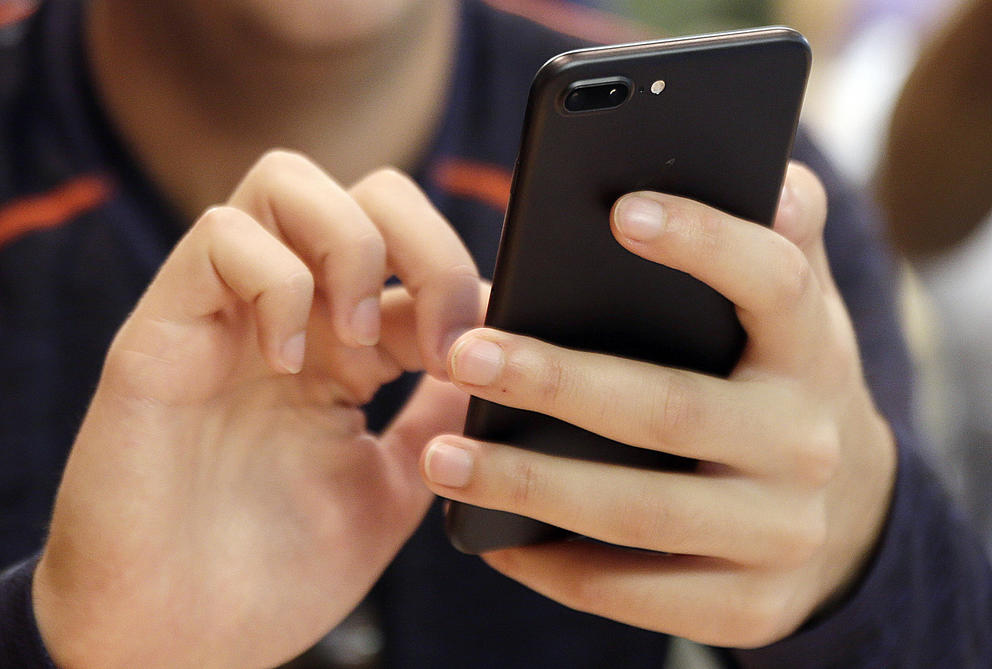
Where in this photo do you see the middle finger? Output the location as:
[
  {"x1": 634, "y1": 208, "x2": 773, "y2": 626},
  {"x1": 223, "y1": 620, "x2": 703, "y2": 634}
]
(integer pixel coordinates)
[{"x1": 611, "y1": 187, "x2": 826, "y2": 372}]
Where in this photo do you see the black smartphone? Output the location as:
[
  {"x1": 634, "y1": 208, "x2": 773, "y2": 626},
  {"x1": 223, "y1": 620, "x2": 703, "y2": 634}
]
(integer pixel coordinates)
[{"x1": 446, "y1": 27, "x2": 811, "y2": 554}]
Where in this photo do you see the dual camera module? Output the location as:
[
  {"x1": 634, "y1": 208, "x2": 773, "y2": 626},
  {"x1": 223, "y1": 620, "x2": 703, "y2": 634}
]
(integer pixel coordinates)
[{"x1": 562, "y1": 77, "x2": 665, "y2": 113}]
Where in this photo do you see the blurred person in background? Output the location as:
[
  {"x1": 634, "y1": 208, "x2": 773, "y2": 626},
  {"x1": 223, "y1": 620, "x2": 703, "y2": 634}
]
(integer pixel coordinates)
[
  {"x1": 0, "y1": 1, "x2": 989, "y2": 668},
  {"x1": 603, "y1": 0, "x2": 957, "y2": 184},
  {"x1": 876, "y1": 0, "x2": 992, "y2": 556},
  {"x1": 594, "y1": 0, "x2": 772, "y2": 35},
  {"x1": 775, "y1": 0, "x2": 958, "y2": 184}
]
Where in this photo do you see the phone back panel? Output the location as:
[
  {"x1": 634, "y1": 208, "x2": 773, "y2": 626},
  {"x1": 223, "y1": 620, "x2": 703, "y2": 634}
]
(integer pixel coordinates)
[{"x1": 447, "y1": 29, "x2": 810, "y2": 554}]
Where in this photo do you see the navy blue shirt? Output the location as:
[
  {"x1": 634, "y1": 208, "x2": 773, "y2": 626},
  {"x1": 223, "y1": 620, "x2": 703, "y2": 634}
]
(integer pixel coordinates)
[{"x1": 2, "y1": 1, "x2": 990, "y2": 666}]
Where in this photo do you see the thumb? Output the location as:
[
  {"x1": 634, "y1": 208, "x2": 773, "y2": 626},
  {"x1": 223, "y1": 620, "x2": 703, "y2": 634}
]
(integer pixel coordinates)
[{"x1": 380, "y1": 376, "x2": 470, "y2": 502}]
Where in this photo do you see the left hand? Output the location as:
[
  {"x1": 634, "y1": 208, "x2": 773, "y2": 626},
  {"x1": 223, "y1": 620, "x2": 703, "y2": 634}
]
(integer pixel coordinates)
[
  {"x1": 32, "y1": 157, "x2": 482, "y2": 669},
  {"x1": 418, "y1": 162, "x2": 897, "y2": 648}
]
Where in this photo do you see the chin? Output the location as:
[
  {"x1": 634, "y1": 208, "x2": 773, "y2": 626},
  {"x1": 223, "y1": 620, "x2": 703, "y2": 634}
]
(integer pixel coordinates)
[{"x1": 233, "y1": 0, "x2": 422, "y2": 49}]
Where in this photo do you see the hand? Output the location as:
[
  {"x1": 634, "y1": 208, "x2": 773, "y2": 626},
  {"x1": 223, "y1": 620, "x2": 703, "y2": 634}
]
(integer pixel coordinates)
[
  {"x1": 32, "y1": 152, "x2": 482, "y2": 669},
  {"x1": 420, "y1": 162, "x2": 897, "y2": 648}
]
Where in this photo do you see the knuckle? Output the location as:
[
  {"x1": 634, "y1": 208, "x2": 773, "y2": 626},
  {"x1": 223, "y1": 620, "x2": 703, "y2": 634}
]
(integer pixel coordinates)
[
  {"x1": 355, "y1": 230, "x2": 388, "y2": 263},
  {"x1": 771, "y1": 507, "x2": 827, "y2": 568},
  {"x1": 354, "y1": 166, "x2": 415, "y2": 194},
  {"x1": 254, "y1": 148, "x2": 315, "y2": 179},
  {"x1": 342, "y1": 376, "x2": 385, "y2": 407},
  {"x1": 531, "y1": 352, "x2": 570, "y2": 408},
  {"x1": 442, "y1": 261, "x2": 482, "y2": 283},
  {"x1": 645, "y1": 374, "x2": 699, "y2": 445},
  {"x1": 246, "y1": 151, "x2": 323, "y2": 221},
  {"x1": 507, "y1": 457, "x2": 543, "y2": 510},
  {"x1": 683, "y1": 205, "x2": 724, "y2": 262},
  {"x1": 280, "y1": 267, "x2": 316, "y2": 299},
  {"x1": 795, "y1": 421, "x2": 841, "y2": 488},
  {"x1": 716, "y1": 582, "x2": 792, "y2": 648},
  {"x1": 370, "y1": 165, "x2": 409, "y2": 184},
  {"x1": 794, "y1": 162, "x2": 829, "y2": 229},
  {"x1": 615, "y1": 499, "x2": 686, "y2": 551},
  {"x1": 767, "y1": 241, "x2": 813, "y2": 313},
  {"x1": 196, "y1": 205, "x2": 244, "y2": 237},
  {"x1": 326, "y1": 231, "x2": 387, "y2": 280},
  {"x1": 355, "y1": 234, "x2": 389, "y2": 286}
]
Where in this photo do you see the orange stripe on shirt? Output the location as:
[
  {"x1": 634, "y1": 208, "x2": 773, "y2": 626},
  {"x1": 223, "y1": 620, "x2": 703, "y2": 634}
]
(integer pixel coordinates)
[
  {"x1": 431, "y1": 159, "x2": 513, "y2": 213},
  {"x1": 481, "y1": 0, "x2": 656, "y2": 45},
  {"x1": 0, "y1": 0, "x2": 38, "y2": 27},
  {"x1": 0, "y1": 175, "x2": 115, "y2": 249}
]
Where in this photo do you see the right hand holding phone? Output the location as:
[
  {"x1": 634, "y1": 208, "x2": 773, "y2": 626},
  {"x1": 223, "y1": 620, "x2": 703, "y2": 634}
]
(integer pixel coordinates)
[{"x1": 421, "y1": 162, "x2": 897, "y2": 648}]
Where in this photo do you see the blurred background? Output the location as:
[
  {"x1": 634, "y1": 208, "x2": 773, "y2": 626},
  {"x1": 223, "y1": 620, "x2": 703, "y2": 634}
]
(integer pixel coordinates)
[{"x1": 585, "y1": 0, "x2": 960, "y2": 185}]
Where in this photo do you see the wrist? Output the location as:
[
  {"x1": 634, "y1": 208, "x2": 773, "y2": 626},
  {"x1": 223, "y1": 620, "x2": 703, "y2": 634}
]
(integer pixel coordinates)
[
  {"x1": 32, "y1": 551, "x2": 89, "y2": 669},
  {"x1": 32, "y1": 547, "x2": 136, "y2": 669}
]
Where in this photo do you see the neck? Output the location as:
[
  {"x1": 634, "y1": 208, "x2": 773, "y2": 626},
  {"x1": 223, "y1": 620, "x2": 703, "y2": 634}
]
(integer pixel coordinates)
[{"x1": 86, "y1": 0, "x2": 459, "y2": 221}]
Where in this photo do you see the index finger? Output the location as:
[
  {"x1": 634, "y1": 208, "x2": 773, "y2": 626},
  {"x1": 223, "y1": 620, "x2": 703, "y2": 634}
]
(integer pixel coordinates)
[
  {"x1": 227, "y1": 150, "x2": 388, "y2": 349},
  {"x1": 610, "y1": 169, "x2": 828, "y2": 371}
]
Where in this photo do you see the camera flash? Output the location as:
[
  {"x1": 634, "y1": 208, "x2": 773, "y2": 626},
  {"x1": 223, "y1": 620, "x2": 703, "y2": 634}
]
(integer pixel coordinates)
[{"x1": 650, "y1": 80, "x2": 666, "y2": 95}]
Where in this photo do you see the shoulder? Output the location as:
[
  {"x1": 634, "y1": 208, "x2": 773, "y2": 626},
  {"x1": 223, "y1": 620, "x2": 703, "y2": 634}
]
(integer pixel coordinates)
[
  {"x1": 0, "y1": 2, "x2": 38, "y2": 75},
  {"x1": 0, "y1": 0, "x2": 121, "y2": 255},
  {"x1": 443, "y1": 0, "x2": 659, "y2": 171},
  {"x1": 0, "y1": 1, "x2": 55, "y2": 202},
  {"x1": 468, "y1": 0, "x2": 651, "y2": 53},
  {"x1": 0, "y1": 2, "x2": 41, "y2": 129}
]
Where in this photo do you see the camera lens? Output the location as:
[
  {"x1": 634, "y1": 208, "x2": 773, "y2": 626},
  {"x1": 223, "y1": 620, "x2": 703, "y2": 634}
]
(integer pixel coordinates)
[{"x1": 563, "y1": 80, "x2": 630, "y2": 113}]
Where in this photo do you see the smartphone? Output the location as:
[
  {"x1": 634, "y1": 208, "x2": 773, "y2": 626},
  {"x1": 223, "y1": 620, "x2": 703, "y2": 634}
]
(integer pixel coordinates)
[{"x1": 445, "y1": 27, "x2": 811, "y2": 554}]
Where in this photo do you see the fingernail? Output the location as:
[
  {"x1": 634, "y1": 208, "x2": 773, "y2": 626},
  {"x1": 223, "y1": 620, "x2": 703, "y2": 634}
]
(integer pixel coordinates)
[
  {"x1": 615, "y1": 195, "x2": 666, "y2": 241},
  {"x1": 425, "y1": 439, "x2": 474, "y2": 488},
  {"x1": 441, "y1": 327, "x2": 471, "y2": 362},
  {"x1": 281, "y1": 332, "x2": 306, "y2": 374},
  {"x1": 450, "y1": 337, "x2": 504, "y2": 386},
  {"x1": 350, "y1": 297, "x2": 380, "y2": 346}
]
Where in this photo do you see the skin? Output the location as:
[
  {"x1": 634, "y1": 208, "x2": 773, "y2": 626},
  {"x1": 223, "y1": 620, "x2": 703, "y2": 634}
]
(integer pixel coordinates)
[
  {"x1": 423, "y1": 163, "x2": 896, "y2": 647},
  {"x1": 85, "y1": 0, "x2": 459, "y2": 219},
  {"x1": 31, "y1": 0, "x2": 897, "y2": 665}
]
